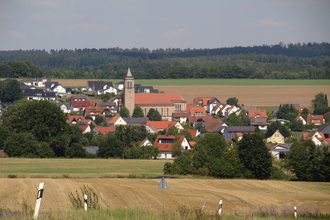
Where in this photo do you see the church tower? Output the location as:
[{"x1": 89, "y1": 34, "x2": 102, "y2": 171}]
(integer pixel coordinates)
[{"x1": 123, "y1": 67, "x2": 135, "y2": 116}]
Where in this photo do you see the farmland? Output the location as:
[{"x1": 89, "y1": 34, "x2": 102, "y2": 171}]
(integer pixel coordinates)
[
  {"x1": 0, "y1": 158, "x2": 330, "y2": 216},
  {"x1": 54, "y1": 79, "x2": 330, "y2": 107}
]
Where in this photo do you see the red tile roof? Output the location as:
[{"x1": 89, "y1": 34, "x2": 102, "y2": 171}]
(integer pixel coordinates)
[
  {"x1": 94, "y1": 127, "x2": 116, "y2": 134},
  {"x1": 189, "y1": 106, "x2": 206, "y2": 115},
  {"x1": 172, "y1": 111, "x2": 190, "y2": 117},
  {"x1": 106, "y1": 116, "x2": 122, "y2": 124},
  {"x1": 135, "y1": 93, "x2": 186, "y2": 105},
  {"x1": 185, "y1": 129, "x2": 198, "y2": 138},
  {"x1": 307, "y1": 115, "x2": 324, "y2": 124},
  {"x1": 154, "y1": 135, "x2": 186, "y2": 151},
  {"x1": 146, "y1": 121, "x2": 179, "y2": 129},
  {"x1": 248, "y1": 110, "x2": 267, "y2": 118},
  {"x1": 85, "y1": 106, "x2": 112, "y2": 116},
  {"x1": 67, "y1": 115, "x2": 85, "y2": 124},
  {"x1": 193, "y1": 97, "x2": 217, "y2": 106},
  {"x1": 71, "y1": 102, "x2": 92, "y2": 108},
  {"x1": 139, "y1": 137, "x2": 150, "y2": 147}
]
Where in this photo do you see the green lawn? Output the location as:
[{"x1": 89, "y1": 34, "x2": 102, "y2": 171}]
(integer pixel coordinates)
[
  {"x1": 291, "y1": 131, "x2": 303, "y2": 140},
  {"x1": 107, "y1": 79, "x2": 330, "y2": 86},
  {"x1": 0, "y1": 158, "x2": 169, "y2": 178}
]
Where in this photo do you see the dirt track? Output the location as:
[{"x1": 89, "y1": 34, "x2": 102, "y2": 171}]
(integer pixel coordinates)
[{"x1": 0, "y1": 179, "x2": 329, "y2": 215}]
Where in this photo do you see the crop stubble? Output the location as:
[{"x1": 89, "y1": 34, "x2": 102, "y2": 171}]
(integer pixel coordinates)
[
  {"x1": 0, "y1": 178, "x2": 329, "y2": 215},
  {"x1": 55, "y1": 79, "x2": 329, "y2": 107}
]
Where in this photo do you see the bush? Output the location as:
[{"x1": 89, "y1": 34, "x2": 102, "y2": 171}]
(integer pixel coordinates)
[
  {"x1": 270, "y1": 166, "x2": 286, "y2": 180},
  {"x1": 163, "y1": 162, "x2": 172, "y2": 174},
  {"x1": 68, "y1": 185, "x2": 100, "y2": 210}
]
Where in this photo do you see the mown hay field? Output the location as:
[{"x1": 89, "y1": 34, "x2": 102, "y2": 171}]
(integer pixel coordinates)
[
  {"x1": 0, "y1": 159, "x2": 330, "y2": 215},
  {"x1": 54, "y1": 79, "x2": 329, "y2": 107}
]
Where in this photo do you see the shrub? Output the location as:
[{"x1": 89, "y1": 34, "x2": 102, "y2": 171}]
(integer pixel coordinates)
[{"x1": 68, "y1": 185, "x2": 100, "y2": 210}]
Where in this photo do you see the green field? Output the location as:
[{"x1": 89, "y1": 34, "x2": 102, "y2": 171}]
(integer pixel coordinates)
[
  {"x1": 0, "y1": 158, "x2": 168, "y2": 178},
  {"x1": 108, "y1": 79, "x2": 330, "y2": 86}
]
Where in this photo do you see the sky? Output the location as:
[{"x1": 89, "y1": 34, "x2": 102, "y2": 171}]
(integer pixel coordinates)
[{"x1": 0, "y1": 0, "x2": 329, "y2": 52}]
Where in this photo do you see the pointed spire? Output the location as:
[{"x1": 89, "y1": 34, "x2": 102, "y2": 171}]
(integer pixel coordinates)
[{"x1": 125, "y1": 67, "x2": 133, "y2": 78}]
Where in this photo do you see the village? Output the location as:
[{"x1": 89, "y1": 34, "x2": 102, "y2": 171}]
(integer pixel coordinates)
[{"x1": 0, "y1": 68, "x2": 328, "y2": 160}]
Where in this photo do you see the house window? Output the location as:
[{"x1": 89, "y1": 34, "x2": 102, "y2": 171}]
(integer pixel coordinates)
[
  {"x1": 161, "y1": 108, "x2": 163, "y2": 116},
  {"x1": 279, "y1": 138, "x2": 281, "y2": 142},
  {"x1": 273, "y1": 138, "x2": 275, "y2": 142},
  {"x1": 167, "y1": 108, "x2": 169, "y2": 116}
]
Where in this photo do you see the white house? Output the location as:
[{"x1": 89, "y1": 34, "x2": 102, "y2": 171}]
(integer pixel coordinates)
[{"x1": 154, "y1": 135, "x2": 191, "y2": 159}]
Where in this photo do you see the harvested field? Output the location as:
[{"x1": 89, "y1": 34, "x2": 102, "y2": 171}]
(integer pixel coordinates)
[
  {"x1": 53, "y1": 79, "x2": 329, "y2": 107},
  {"x1": 0, "y1": 178, "x2": 329, "y2": 215},
  {"x1": 154, "y1": 85, "x2": 330, "y2": 107}
]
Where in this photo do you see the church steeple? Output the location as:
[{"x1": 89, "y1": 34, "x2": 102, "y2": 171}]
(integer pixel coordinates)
[{"x1": 123, "y1": 67, "x2": 135, "y2": 117}]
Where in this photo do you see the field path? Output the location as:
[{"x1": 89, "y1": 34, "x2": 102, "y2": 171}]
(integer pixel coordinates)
[{"x1": 0, "y1": 179, "x2": 329, "y2": 215}]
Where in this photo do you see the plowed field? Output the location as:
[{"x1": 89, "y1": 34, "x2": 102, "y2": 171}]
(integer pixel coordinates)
[{"x1": 0, "y1": 178, "x2": 329, "y2": 215}]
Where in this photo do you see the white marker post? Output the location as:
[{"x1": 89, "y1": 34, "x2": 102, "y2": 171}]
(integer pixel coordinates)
[
  {"x1": 84, "y1": 194, "x2": 88, "y2": 211},
  {"x1": 294, "y1": 206, "x2": 297, "y2": 218},
  {"x1": 201, "y1": 202, "x2": 206, "y2": 213},
  {"x1": 33, "y1": 182, "x2": 44, "y2": 220},
  {"x1": 219, "y1": 200, "x2": 222, "y2": 216}
]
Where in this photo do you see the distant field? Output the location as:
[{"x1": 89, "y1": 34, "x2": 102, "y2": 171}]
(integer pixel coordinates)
[
  {"x1": 0, "y1": 158, "x2": 329, "y2": 215},
  {"x1": 52, "y1": 79, "x2": 330, "y2": 87}
]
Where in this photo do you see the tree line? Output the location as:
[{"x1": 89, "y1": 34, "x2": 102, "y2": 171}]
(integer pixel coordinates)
[{"x1": 1, "y1": 59, "x2": 329, "y2": 79}]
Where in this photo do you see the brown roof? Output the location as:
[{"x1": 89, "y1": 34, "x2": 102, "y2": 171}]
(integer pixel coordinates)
[
  {"x1": 188, "y1": 116, "x2": 222, "y2": 124},
  {"x1": 172, "y1": 111, "x2": 190, "y2": 117},
  {"x1": 146, "y1": 121, "x2": 179, "y2": 129},
  {"x1": 205, "y1": 122, "x2": 225, "y2": 132}
]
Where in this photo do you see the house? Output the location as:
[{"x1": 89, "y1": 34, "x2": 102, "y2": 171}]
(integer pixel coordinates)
[
  {"x1": 212, "y1": 103, "x2": 239, "y2": 117},
  {"x1": 295, "y1": 107, "x2": 310, "y2": 113},
  {"x1": 266, "y1": 130, "x2": 285, "y2": 144},
  {"x1": 45, "y1": 82, "x2": 67, "y2": 94},
  {"x1": 36, "y1": 78, "x2": 51, "y2": 87},
  {"x1": 317, "y1": 125, "x2": 330, "y2": 138},
  {"x1": 248, "y1": 110, "x2": 267, "y2": 119},
  {"x1": 95, "y1": 102, "x2": 118, "y2": 113},
  {"x1": 20, "y1": 78, "x2": 36, "y2": 86},
  {"x1": 145, "y1": 121, "x2": 184, "y2": 133},
  {"x1": 56, "y1": 102, "x2": 71, "y2": 114},
  {"x1": 302, "y1": 131, "x2": 325, "y2": 144},
  {"x1": 205, "y1": 122, "x2": 228, "y2": 133},
  {"x1": 106, "y1": 116, "x2": 127, "y2": 127},
  {"x1": 71, "y1": 95, "x2": 88, "y2": 102},
  {"x1": 223, "y1": 126, "x2": 254, "y2": 135},
  {"x1": 154, "y1": 135, "x2": 191, "y2": 159},
  {"x1": 94, "y1": 127, "x2": 116, "y2": 135},
  {"x1": 193, "y1": 97, "x2": 220, "y2": 113},
  {"x1": 77, "y1": 124, "x2": 91, "y2": 134},
  {"x1": 108, "y1": 97, "x2": 120, "y2": 104},
  {"x1": 67, "y1": 115, "x2": 86, "y2": 125},
  {"x1": 122, "y1": 117, "x2": 148, "y2": 125},
  {"x1": 139, "y1": 137, "x2": 153, "y2": 147},
  {"x1": 188, "y1": 105, "x2": 207, "y2": 116},
  {"x1": 84, "y1": 106, "x2": 113, "y2": 120},
  {"x1": 135, "y1": 85, "x2": 159, "y2": 93},
  {"x1": 187, "y1": 116, "x2": 222, "y2": 127},
  {"x1": 267, "y1": 144, "x2": 292, "y2": 159},
  {"x1": 172, "y1": 111, "x2": 190, "y2": 123},
  {"x1": 115, "y1": 81, "x2": 124, "y2": 90},
  {"x1": 267, "y1": 118, "x2": 290, "y2": 124},
  {"x1": 83, "y1": 147, "x2": 99, "y2": 154},
  {"x1": 185, "y1": 129, "x2": 200, "y2": 139},
  {"x1": 307, "y1": 115, "x2": 325, "y2": 125},
  {"x1": 25, "y1": 89, "x2": 56, "y2": 101},
  {"x1": 294, "y1": 115, "x2": 307, "y2": 125},
  {"x1": 223, "y1": 133, "x2": 237, "y2": 144},
  {"x1": 70, "y1": 102, "x2": 92, "y2": 112},
  {"x1": 92, "y1": 81, "x2": 117, "y2": 95}
]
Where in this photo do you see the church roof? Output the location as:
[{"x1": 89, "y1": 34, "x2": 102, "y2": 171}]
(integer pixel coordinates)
[
  {"x1": 135, "y1": 93, "x2": 186, "y2": 105},
  {"x1": 125, "y1": 67, "x2": 134, "y2": 79}
]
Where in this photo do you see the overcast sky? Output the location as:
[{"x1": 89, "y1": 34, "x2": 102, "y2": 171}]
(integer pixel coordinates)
[{"x1": 0, "y1": 0, "x2": 329, "y2": 52}]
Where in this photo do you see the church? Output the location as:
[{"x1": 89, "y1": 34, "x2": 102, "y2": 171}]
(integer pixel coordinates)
[{"x1": 122, "y1": 68, "x2": 186, "y2": 120}]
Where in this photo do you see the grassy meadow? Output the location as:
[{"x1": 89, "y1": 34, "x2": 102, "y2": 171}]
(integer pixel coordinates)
[{"x1": 0, "y1": 158, "x2": 168, "y2": 178}]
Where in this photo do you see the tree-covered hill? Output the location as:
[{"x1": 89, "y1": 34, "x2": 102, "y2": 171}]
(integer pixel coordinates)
[{"x1": 0, "y1": 42, "x2": 329, "y2": 79}]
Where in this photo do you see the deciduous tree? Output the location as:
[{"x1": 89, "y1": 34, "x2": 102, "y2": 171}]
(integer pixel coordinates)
[{"x1": 132, "y1": 106, "x2": 144, "y2": 117}]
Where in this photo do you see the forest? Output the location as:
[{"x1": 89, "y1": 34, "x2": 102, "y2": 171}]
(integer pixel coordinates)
[{"x1": 0, "y1": 42, "x2": 330, "y2": 79}]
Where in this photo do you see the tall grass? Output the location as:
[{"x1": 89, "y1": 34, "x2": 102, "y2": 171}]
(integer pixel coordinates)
[{"x1": 2, "y1": 208, "x2": 329, "y2": 220}]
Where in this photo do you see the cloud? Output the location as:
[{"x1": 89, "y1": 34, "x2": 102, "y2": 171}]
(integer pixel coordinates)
[
  {"x1": 156, "y1": 28, "x2": 190, "y2": 41},
  {"x1": 0, "y1": 12, "x2": 13, "y2": 20}
]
